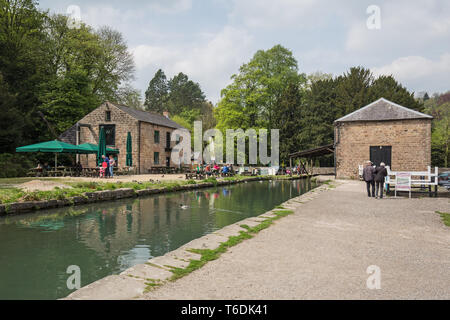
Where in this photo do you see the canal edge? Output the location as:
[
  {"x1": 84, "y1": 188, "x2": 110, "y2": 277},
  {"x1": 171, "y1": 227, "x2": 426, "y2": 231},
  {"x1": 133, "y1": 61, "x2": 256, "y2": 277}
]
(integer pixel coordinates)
[
  {"x1": 0, "y1": 175, "x2": 323, "y2": 216},
  {"x1": 63, "y1": 175, "x2": 337, "y2": 300}
]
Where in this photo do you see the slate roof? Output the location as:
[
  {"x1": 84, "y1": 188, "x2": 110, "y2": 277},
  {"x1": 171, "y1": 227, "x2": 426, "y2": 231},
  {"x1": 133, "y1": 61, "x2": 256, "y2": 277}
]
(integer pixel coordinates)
[
  {"x1": 334, "y1": 98, "x2": 433, "y2": 123},
  {"x1": 110, "y1": 102, "x2": 185, "y2": 129}
]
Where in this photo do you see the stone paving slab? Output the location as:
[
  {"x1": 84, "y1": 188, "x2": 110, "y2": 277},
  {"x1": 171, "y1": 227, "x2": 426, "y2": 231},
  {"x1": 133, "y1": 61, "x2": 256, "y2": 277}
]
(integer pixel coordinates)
[
  {"x1": 120, "y1": 263, "x2": 173, "y2": 280},
  {"x1": 64, "y1": 275, "x2": 146, "y2": 300},
  {"x1": 148, "y1": 255, "x2": 190, "y2": 270}
]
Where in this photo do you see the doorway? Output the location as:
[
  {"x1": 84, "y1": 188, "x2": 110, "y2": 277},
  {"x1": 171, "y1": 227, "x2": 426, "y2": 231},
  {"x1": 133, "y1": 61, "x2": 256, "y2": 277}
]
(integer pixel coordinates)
[{"x1": 370, "y1": 146, "x2": 392, "y2": 168}]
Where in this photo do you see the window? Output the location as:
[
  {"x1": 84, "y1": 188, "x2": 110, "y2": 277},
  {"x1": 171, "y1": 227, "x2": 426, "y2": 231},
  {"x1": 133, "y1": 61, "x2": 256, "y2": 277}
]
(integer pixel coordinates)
[
  {"x1": 100, "y1": 124, "x2": 115, "y2": 146},
  {"x1": 154, "y1": 130, "x2": 160, "y2": 144},
  {"x1": 105, "y1": 111, "x2": 111, "y2": 121},
  {"x1": 154, "y1": 152, "x2": 160, "y2": 165},
  {"x1": 166, "y1": 132, "x2": 171, "y2": 149}
]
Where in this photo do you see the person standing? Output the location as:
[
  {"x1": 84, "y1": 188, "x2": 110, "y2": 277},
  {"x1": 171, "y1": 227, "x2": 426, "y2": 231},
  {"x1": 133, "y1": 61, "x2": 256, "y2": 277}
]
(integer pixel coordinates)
[
  {"x1": 104, "y1": 155, "x2": 110, "y2": 178},
  {"x1": 109, "y1": 155, "x2": 115, "y2": 178},
  {"x1": 374, "y1": 162, "x2": 388, "y2": 199},
  {"x1": 362, "y1": 160, "x2": 375, "y2": 197}
]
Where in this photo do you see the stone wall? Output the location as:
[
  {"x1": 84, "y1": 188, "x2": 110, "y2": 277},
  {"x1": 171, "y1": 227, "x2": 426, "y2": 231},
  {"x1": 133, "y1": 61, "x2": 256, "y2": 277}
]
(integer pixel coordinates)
[
  {"x1": 78, "y1": 102, "x2": 139, "y2": 169},
  {"x1": 335, "y1": 119, "x2": 431, "y2": 179},
  {"x1": 139, "y1": 122, "x2": 177, "y2": 173}
]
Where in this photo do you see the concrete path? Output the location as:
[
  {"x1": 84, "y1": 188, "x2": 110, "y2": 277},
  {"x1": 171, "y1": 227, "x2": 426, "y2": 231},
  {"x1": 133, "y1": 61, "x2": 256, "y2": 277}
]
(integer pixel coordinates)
[{"x1": 140, "y1": 179, "x2": 450, "y2": 300}]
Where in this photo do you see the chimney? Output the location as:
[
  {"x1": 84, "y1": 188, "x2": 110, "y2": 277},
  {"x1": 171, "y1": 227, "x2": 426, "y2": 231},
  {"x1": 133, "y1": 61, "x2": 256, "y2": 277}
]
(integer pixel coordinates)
[{"x1": 163, "y1": 111, "x2": 170, "y2": 119}]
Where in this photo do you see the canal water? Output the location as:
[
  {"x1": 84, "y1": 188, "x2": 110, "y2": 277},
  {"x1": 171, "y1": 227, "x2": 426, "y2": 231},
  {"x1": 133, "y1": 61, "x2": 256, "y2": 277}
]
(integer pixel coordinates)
[{"x1": 0, "y1": 178, "x2": 315, "y2": 300}]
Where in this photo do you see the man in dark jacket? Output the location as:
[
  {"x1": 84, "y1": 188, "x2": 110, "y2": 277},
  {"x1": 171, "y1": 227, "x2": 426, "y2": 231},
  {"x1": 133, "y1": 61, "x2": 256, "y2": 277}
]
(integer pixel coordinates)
[
  {"x1": 362, "y1": 161, "x2": 375, "y2": 197},
  {"x1": 374, "y1": 162, "x2": 388, "y2": 199}
]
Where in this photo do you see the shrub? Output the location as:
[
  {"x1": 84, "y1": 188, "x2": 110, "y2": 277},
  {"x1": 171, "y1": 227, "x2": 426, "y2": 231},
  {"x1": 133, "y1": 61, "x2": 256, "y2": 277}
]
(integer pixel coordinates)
[{"x1": 0, "y1": 153, "x2": 36, "y2": 178}]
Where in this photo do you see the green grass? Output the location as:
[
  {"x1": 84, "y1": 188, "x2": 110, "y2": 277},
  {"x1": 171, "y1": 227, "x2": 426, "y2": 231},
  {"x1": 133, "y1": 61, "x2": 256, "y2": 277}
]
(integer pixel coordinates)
[
  {"x1": 437, "y1": 211, "x2": 450, "y2": 227},
  {"x1": 167, "y1": 209, "x2": 293, "y2": 282}
]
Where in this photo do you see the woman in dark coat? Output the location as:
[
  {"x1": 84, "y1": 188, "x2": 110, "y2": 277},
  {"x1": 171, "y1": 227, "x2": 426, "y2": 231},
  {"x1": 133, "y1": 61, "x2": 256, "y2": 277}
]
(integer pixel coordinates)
[{"x1": 374, "y1": 162, "x2": 388, "y2": 199}]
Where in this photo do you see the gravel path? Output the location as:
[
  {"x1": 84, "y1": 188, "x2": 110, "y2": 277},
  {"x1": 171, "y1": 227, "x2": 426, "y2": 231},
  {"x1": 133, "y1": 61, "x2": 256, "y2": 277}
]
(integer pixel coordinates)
[{"x1": 141, "y1": 179, "x2": 450, "y2": 300}]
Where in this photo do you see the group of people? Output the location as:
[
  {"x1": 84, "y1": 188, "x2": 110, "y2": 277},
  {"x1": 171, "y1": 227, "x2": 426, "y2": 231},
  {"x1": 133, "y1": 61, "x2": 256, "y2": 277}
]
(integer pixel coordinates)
[
  {"x1": 362, "y1": 161, "x2": 388, "y2": 199},
  {"x1": 196, "y1": 163, "x2": 234, "y2": 176},
  {"x1": 100, "y1": 155, "x2": 116, "y2": 178}
]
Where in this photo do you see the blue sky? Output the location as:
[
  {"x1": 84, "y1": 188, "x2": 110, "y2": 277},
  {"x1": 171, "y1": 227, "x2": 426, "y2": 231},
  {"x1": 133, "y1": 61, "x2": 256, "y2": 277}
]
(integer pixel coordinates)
[{"x1": 39, "y1": 0, "x2": 450, "y2": 103}]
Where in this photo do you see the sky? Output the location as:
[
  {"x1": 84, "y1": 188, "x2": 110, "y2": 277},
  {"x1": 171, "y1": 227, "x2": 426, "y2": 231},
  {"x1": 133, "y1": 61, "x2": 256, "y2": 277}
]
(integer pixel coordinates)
[{"x1": 38, "y1": 0, "x2": 450, "y2": 104}]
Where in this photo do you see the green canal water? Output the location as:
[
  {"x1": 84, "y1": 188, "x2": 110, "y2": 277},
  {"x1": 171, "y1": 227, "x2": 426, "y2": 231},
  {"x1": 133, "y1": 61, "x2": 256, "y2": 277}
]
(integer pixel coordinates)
[{"x1": 0, "y1": 178, "x2": 316, "y2": 300}]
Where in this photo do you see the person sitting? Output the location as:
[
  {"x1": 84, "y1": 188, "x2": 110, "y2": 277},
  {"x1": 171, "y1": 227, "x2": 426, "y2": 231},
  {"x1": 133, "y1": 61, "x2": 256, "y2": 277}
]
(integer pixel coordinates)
[
  {"x1": 205, "y1": 164, "x2": 212, "y2": 176},
  {"x1": 213, "y1": 163, "x2": 220, "y2": 175},
  {"x1": 222, "y1": 164, "x2": 229, "y2": 176}
]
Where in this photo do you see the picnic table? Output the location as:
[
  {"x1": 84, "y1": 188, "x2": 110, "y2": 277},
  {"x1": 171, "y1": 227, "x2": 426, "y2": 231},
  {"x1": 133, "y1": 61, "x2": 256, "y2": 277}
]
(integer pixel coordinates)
[{"x1": 27, "y1": 166, "x2": 74, "y2": 177}]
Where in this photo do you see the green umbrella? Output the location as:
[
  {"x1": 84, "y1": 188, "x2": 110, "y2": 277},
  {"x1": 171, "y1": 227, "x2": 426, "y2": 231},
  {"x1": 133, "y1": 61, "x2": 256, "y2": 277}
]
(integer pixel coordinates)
[
  {"x1": 16, "y1": 140, "x2": 84, "y2": 169},
  {"x1": 16, "y1": 140, "x2": 82, "y2": 153},
  {"x1": 126, "y1": 132, "x2": 132, "y2": 166},
  {"x1": 78, "y1": 143, "x2": 119, "y2": 154},
  {"x1": 97, "y1": 127, "x2": 107, "y2": 166}
]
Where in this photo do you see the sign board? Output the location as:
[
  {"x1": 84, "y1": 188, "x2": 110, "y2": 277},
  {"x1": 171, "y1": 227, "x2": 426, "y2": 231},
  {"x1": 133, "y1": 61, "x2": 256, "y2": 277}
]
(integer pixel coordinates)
[{"x1": 395, "y1": 172, "x2": 411, "y2": 198}]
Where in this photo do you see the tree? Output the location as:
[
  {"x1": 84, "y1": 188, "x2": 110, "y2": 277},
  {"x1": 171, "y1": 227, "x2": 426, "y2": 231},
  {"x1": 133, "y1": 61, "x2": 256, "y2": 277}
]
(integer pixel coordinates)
[
  {"x1": 144, "y1": 69, "x2": 168, "y2": 112},
  {"x1": 166, "y1": 72, "x2": 205, "y2": 115},
  {"x1": 424, "y1": 93, "x2": 450, "y2": 167},
  {"x1": 369, "y1": 75, "x2": 423, "y2": 111},
  {"x1": 117, "y1": 85, "x2": 142, "y2": 109},
  {"x1": 273, "y1": 82, "x2": 304, "y2": 164},
  {"x1": 0, "y1": 0, "x2": 50, "y2": 145},
  {"x1": 0, "y1": 72, "x2": 22, "y2": 152},
  {"x1": 216, "y1": 45, "x2": 304, "y2": 132}
]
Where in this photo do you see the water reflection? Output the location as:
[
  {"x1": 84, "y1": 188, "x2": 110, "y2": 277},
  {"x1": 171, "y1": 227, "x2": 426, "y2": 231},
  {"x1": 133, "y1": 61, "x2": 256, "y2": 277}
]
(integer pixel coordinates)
[{"x1": 0, "y1": 178, "x2": 316, "y2": 300}]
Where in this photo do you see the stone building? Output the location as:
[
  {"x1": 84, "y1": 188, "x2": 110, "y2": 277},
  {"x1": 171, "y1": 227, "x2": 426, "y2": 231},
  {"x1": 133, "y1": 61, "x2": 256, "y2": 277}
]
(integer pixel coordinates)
[
  {"x1": 60, "y1": 101, "x2": 185, "y2": 173},
  {"x1": 334, "y1": 98, "x2": 433, "y2": 179}
]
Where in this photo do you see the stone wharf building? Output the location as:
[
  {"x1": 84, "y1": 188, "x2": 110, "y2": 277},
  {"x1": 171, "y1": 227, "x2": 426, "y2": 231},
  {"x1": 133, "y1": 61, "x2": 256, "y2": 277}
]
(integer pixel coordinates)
[
  {"x1": 334, "y1": 98, "x2": 433, "y2": 179},
  {"x1": 60, "y1": 101, "x2": 186, "y2": 173}
]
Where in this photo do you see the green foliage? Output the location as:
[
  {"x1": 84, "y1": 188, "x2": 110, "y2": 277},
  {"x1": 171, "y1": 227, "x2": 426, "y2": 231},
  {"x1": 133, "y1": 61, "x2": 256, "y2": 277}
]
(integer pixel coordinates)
[
  {"x1": 0, "y1": 1, "x2": 137, "y2": 169},
  {"x1": 0, "y1": 153, "x2": 35, "y2": 178},
  {"x1": 424, "y1": 93, "x2": 450, "y2": 167},
  {"x1": 437, "y1": 211, "x2": 450, "y2": 227},
  {"x1": 144, "y1": 69, "x2": 168, "y2": 113},
  {"x1": 216, "y1": 44, "x2": 305, "y2": 132}
]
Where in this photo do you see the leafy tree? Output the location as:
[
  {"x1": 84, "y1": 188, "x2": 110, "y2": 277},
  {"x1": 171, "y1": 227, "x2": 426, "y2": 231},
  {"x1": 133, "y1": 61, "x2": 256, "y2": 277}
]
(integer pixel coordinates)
[
  {"x1": 144, "y1": 69, "x2": 169, "y2": 112},
  {"x1": 117, "y1": 85, "x2": 142, "y2": 109},
  {"x1": 424, "y1": 93, "x2": 450, "y2": 167},
  {"x1": 273, "y1": 82, "x2": 303, "y2": 164},
  {"x1": 166, "y1": 72, "x2": 205, "y2": 115},
  {"x1": 38, "y1": 68, "x2": 101, "y2": 137},
  {"x1": 369, "y1": 75, "x2": 423, "y2": 111},
  {"x1": 216, "y1": 45, "x2": 304, "y2": 132},
  {"x1": 301, "y1": 78, "x2": 338, "y2": 149},
  {"x1": 0, "y1": 72, "x2": 22, "y2": 152}
]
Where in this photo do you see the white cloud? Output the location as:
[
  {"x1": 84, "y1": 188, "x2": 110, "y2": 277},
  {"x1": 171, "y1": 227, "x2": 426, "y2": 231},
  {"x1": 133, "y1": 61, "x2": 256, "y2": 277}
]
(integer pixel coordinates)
[
  {"x1": 130, "y1": 27, "x2": 254, "y2": 103},
  {"x1": 372, "y1": 53, "x2": 450, "y2": 93},
  {"x1": 147, "y1": 0, "x2": 192, "y2": 14},
  {"x1": 345, "y1": 1, "x2": 450, "y2": 53},
  {"x1": 229, "y1": 0, "x2": 332, "y2": 29}
]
